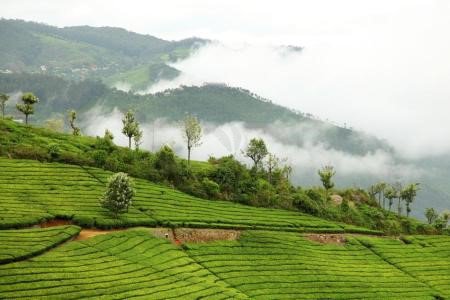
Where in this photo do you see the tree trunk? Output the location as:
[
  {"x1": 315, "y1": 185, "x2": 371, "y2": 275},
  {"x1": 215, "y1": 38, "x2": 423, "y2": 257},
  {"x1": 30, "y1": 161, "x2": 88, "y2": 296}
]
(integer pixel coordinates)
[
  {"x1": 383, "y1": 197, "x2": 386, "y2": 210},
  {"x1": 187, "y1": 146, "x2": 191, "y2": 166},
  {"x1": 25, "y1": 114, "x2": 28, "y2": 124},
  {"x1": 128, "y1": 136, "x2": 131, "y2": 149},
  {"x1": 397, "y1": 198, "x2": 401, "y2": 216}
]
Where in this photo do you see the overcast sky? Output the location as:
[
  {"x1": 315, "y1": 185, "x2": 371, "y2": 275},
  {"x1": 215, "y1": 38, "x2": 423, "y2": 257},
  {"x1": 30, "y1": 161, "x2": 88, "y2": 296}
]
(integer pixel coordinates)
[{"x1": 2, "y1": 0, "x2": 450, "y2": 159}]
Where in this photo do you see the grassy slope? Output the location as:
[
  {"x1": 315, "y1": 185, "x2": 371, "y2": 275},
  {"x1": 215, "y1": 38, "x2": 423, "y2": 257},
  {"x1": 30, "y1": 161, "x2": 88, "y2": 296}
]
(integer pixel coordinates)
[
  {"x1": 0, "y1": 157, "x2": 377, "y2": 234},
  {"x1": 0, "y1": 225, "x2": 81, "y2": 264},
  {"x1": 0, "y1": 229, "x2": 448, "y2": 299}
]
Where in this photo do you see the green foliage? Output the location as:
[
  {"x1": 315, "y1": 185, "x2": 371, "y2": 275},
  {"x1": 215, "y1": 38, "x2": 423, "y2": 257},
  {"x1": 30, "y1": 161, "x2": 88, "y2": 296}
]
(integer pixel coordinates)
[
  {"x1": 401, "y1": 183, "x2": 420, "y2": 217},
  {"x1": 68, "y1": 109, "x2": 81, "y2": 136},
  {"x1": 122, "y1": 110, "x2": 140, "y2": 149},
  {"x1": 425, "y1": 208, "x2": 438, "y2": 225},
  {"x1": 201, "y1": 177, "x2": 220, "y2": 199},
  {"x1": 100, "y1": 172, "x2": 135, "y2": 218},
  {"x1": 47, "y1": 143, "x2": 61, "y2": 160},
  {"x1": 318, "y1": 165, "x2": 336, "y2": 194},
  {"x1": 245, "y1": 138, "x2": 268, "y2": 169},
  {"x1": 0, "y1": 93, "x2": 9, "y2": 118},
  {"x1": 182, "y1": 114, "x2": 202, "y2": 165},
  {"x1": 16, "y1": 92, "x2": 38, "y2": 124}
]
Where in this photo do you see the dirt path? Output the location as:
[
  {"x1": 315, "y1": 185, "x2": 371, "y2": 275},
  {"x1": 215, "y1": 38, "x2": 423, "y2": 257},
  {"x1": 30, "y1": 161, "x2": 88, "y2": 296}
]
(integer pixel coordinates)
[{"x1": 74, "y1": 229, "x2": 126, "y2": 241}]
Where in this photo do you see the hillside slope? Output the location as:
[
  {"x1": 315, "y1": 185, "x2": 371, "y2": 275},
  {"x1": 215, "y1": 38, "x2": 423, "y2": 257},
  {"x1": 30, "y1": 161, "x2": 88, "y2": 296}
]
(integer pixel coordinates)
[
  {"x1": 0, "y1": 157, "x2": 376, "y2": 234},
  {"x1": 0, "y1": 73, "x2": 387, "y2": 155},
  {"x1": 0, "y1": 19, "x2": 206, "y2": 84}
]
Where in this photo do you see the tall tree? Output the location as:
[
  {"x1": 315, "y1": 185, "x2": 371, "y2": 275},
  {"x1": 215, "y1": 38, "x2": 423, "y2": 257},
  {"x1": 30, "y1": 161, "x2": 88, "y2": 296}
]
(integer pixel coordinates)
[
  {"x1": 0, "y1": 93, "x2": 9, "y2": 118},
  {"x1": 134, "y1": 128, "x2": 143, "y2": 151},
  {"x1": 425, "y1": 208, "x2": 438, "y2": 224},
  {"x1": 122, "y1": 110, "x2": 140, "y2": 149},
  {"x1": 245, "y1": 138, "x2": 268, "y2": 169},
  {"x1": 384, "y1": 185, "x2": 396, "y2": 212},
  {"x1": 182, "y1": 114, "x2": 202, "y2": 166},
  {"x1": 376, "y1": 182, "x2": 387, "y2": 208},
  {"x1": 401, "y1": 183, "x2": 420, "y2": 218},
  {"x1": 393, "y1": 182, "x2": 403, "y2": 216},
  {"x1": 265, "y1": 153, "x2": 280, "y2": 184},
  {"x1": 68, "y1": 110, "x2": 81, "y2": 136},
  {"x1": 318, "y1": 165, "x2": 336, "y2": 198},
  {"x1": 16, "y1": 92, "x2": 38, "y2": 124}
]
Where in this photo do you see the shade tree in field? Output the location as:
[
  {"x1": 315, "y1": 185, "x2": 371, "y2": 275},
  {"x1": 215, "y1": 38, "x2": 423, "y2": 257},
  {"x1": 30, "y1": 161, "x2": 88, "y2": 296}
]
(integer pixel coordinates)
[
  {"x1": 401, "y1": 183, "x2": 420, "y2": 217},
  {"x1": 100, "y1": 172, "x2": 135, "y2": 217},
  {"x1": 0, "y1": 93, "x2": 9, "y2": 118},
  {"x1": 182, "y1": 114, "x2": 202, "y2": 166},
  {"x1": 244, "y1": 138, "x2": 268, "y2": 170},
  {"x1": 318, "y1": 165, "x2": 335, "y2": 198},
  {"x1": 265, "y1": 153, "x2": 280, "y2": 184},
  {"x1": 425, "y1": 208, "x2": 438, "y2": 225},
  {"x1": 134, "y1": 128, "x2": 143, "y2": 150},
  {"x1": 16, "y1": 92, "x2": 38, "y2": 124},
  {"x1": 384, "y1": 185, "x2": 396, "y2": 212},
  {"x1": 68, "y1": 110, "x2": 81, "y2": 136},
  {"x1": 122, "y1": 110, "x2": 141, "y2": 149}
]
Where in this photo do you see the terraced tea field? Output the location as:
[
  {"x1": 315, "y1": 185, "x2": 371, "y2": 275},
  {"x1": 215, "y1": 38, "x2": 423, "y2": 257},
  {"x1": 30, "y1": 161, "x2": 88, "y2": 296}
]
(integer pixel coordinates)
[
  {"x1": 0, "y1": 229, "x2": 248, "y2": 299},
  {"x1": 0, "y1": 158, "x2": 378, "y2": 234},
  {"x1": 0, "y1": 225, "x2": 80, "y2": 264},
  {"x1": 186, "y1": 231, "x2": 445, "y2": 299},
  {"x1": 356, "y1": 235, "x2": 450, "y2": 298},
  {"x1": 0, "y1": 228, "x2": 448, "y2": 299}
]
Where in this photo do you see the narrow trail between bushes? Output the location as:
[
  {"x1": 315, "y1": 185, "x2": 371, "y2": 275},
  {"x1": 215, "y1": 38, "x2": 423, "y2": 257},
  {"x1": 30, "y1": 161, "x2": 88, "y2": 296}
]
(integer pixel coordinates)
[{"x1": 34, "y1": 218, "x2": 389, "y2": 245}]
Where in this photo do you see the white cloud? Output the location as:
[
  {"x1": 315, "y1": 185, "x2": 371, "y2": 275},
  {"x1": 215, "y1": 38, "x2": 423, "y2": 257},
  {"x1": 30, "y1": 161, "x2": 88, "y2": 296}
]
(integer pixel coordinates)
[
  {"x1": 2, "y1": 0, "x2": 450, "y2": 159},
  {"x1": 82, "y1": 107, "x2": 422, "y2": 186}
]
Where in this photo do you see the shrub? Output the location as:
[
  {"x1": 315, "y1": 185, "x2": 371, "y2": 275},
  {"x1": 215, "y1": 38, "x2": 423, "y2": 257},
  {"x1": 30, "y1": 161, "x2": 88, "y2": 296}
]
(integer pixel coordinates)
[
  {"x1": 100, "y1": 172, "x2": 135, "y2": 218},
  {"x1": 47, "y1": 143, "x2": 61, "y2": 160},
  {"x1": 201, "y1": 178, "x2": 220, "y2": 199},
  {"x1": 293, "y1": 191, "x2": 320, "y2": 216}
]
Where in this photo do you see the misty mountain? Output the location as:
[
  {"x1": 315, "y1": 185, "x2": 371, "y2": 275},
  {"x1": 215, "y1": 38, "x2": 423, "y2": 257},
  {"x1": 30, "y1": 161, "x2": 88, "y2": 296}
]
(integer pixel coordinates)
[
  {"x1": 0, "y1": 19, "x2": 448, "y2": 219},
  {"x1": 0, "y1": 72, "x2": 387, "y2": 156},
  {"x1": 0, "y1": 19, "x2": 207, "y2": 86}
]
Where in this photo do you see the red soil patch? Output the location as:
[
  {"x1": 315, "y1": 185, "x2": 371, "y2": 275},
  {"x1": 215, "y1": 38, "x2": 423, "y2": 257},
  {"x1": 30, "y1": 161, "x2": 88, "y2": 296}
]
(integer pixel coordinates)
[
  {"x1": 151, "y1": 228, "x2": 240, "y2": 244},
  {"x1": 305, "y1": 234, "x2": 347, "y2": 245},
  {"x1": 38, "y1": 219, "x2": 73, "y2": 228},
  {"x1": 74, "y1": 229, "x2": 125, "y2": 241}
]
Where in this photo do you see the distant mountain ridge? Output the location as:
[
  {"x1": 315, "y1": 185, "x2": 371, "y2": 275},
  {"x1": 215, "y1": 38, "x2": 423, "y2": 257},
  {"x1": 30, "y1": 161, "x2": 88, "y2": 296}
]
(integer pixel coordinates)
[{"x1": 0, "y1": 19, "x2": 207, "y2": 85}]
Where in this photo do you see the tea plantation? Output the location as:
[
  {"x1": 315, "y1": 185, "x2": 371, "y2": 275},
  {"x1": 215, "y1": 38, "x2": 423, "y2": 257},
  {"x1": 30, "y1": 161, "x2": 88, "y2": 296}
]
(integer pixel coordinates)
[
  {"x1": 0, "y1": 225, "x2": 80, "y2": 264},
  {"x1": 0, "y1": 228, "x2": 448, "y2": 299},
  {"x1": 1, "y1": 157, "x2": 449, "y2": 299},
  {"x1": 0, "y1": 157, "x2": 377, "y2": 234}
]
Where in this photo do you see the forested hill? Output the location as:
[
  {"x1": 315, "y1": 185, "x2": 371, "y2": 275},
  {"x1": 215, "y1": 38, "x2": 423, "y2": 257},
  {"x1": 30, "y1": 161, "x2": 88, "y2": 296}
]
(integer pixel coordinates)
[
  {"x1": 0, "y1": 19, "x2": 207, "y2": 84},
  {"x1": 0, "y1": 72, "x2": 387, "y2": 155}
]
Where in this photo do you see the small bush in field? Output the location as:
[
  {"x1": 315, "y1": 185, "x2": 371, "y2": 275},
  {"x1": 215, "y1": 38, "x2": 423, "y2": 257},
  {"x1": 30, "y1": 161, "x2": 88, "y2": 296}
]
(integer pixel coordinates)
[{"x1": 100, "y1": 172, "x2": 135, "y2": 218}]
